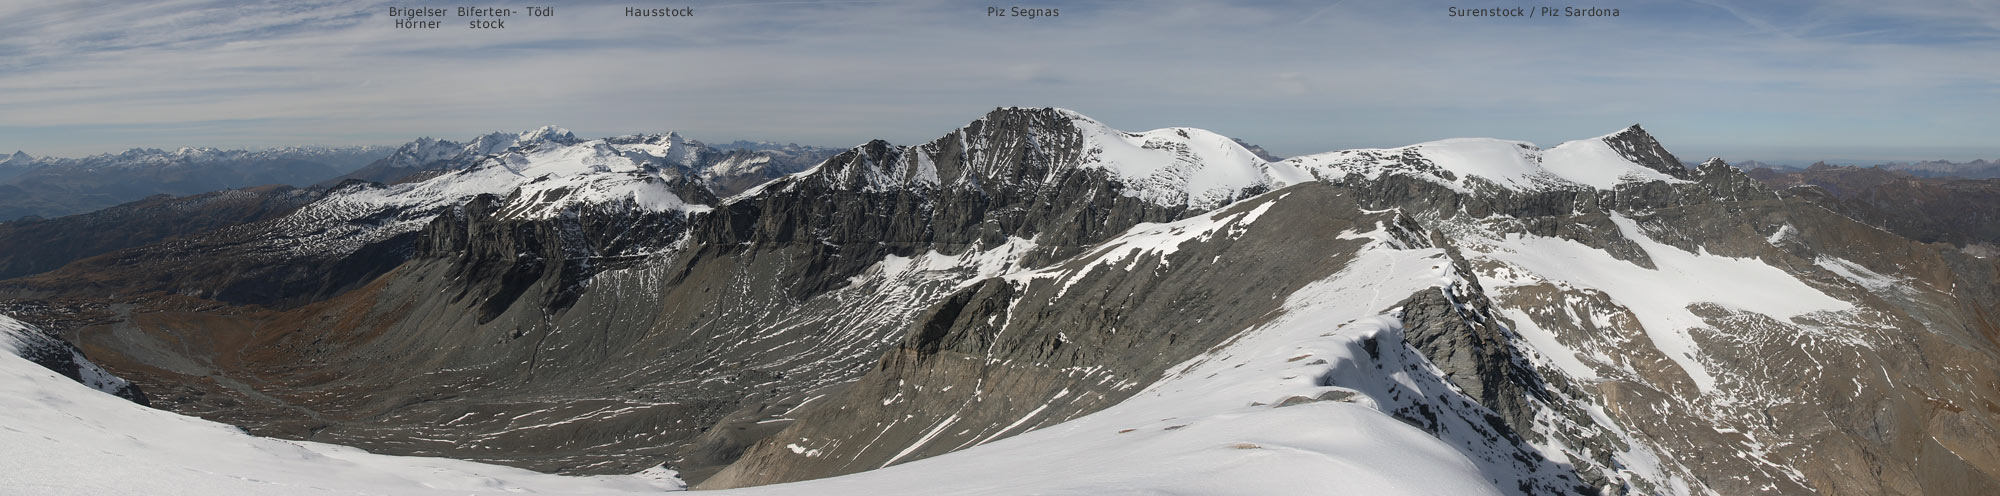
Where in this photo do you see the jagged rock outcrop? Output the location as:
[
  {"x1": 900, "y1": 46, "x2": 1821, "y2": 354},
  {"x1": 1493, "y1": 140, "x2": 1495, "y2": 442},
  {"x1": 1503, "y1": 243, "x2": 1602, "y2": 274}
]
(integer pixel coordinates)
[{"x1": 1601, "y1": 124, "x2": 1691, "y2": 180}]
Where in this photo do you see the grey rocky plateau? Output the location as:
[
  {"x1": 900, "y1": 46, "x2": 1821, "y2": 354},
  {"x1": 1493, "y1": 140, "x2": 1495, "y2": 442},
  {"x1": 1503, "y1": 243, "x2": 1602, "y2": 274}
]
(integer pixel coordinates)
[{"x1": 2, "y1": 108, "x2": 1998, "y2": 494}]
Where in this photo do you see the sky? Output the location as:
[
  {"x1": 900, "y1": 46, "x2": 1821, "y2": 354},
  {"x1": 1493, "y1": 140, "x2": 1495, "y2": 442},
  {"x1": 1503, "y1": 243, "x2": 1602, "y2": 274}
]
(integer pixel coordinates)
[{"x1": 0, "y1": 0, "x2": 1995, "y2": 163}]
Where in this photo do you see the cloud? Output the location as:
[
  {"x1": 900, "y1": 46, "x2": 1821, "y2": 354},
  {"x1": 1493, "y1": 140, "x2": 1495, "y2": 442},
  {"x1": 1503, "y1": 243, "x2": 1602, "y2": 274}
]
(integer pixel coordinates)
[
  {"x1": 0, "y1": 0, "x2": 1994, "y2": 161},
  {"x1": 1274, "y1": 72, "x2": 1308, "y2": 95}
]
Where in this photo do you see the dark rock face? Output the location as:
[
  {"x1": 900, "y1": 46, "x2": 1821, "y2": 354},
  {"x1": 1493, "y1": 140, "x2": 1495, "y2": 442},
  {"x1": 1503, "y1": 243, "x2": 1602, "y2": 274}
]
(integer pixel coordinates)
[
  {"x1": 1397, "y1": 284, "x2": 1545, "y2": 440},
  {"x1": 1602, "y1": 125, "x2": 1690, "y2": 180},
  {"x1": 1232, "y1": 138, "x2": 1284, "y2": 162},
  {"x1": 0, "y1": 185, "x2": 318, "y2": 280},
  {"x1": 0, "y1": 212, "x2": 422, "y2": 309},
  {"x1": 3, "y1": 319, "x2": 149, "y2": 406},
  {"x1": 1390, "y1": 250, "x2": 1661, "y2": 494},
  {"x1": 416, "y1": 180, "x2": 716, "y2": 323}
]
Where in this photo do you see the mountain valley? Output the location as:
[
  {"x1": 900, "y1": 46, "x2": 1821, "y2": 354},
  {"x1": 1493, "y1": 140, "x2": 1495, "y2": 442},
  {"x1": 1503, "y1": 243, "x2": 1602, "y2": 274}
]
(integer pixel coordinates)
[{"x1": 4, "y1": 108, "x2": 1999, "y2": 495}]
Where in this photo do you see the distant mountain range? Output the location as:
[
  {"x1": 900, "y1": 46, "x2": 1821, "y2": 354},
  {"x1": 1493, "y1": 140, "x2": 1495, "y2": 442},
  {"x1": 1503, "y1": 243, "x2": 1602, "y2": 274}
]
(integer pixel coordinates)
[
  {"x1": 0, "y1": 146, "x2": 394, "y2": 221},
  {"x1": 1719, "y1": 158, "x2": 2000, "y2": 179},
  {"x1": 1746, "y1": 163, "x2": 2000, "y2": 250}
]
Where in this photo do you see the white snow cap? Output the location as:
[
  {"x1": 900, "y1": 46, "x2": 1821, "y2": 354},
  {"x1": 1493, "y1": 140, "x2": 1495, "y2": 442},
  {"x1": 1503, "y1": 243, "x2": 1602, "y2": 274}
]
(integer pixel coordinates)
[
  {"x1": 1035, "y1": 109, "x2": 1692, "y2": 201},
  {"x1": 0, "y1": 150, "x2": 32, "y2": 165},
  {"x1": 1280, "y1": 126, "x2": 1690, "y2": 193},
  {"x1": 518, "y1": 125, "x2": 575, "y2": 143},
  {"x1": 760, "y1": 109, "x2": 1699, "y2": 209},
  {"x1": 1051, "y1": 108, "x2": 1277, "y2": 209}
]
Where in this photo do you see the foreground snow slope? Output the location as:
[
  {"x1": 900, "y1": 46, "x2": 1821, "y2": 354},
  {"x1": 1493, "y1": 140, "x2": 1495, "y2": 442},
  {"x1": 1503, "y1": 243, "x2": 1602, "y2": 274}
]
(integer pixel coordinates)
[
  {"x1": 0, "y1": 316, "x2": 684, "y2": 496},
  {"x1": 0, "y1": 315, "x2": 140, "y2": 400}
]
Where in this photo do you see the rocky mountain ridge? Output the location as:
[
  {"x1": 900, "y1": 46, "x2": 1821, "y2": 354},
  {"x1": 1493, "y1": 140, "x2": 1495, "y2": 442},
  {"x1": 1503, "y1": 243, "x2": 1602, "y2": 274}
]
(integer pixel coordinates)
[
  {"x1": 326, "y1": 127, "x2": 838, "y2": 197},
  {"x1": 3, "y1": 108, "x2": 1997, "y2": 495}
]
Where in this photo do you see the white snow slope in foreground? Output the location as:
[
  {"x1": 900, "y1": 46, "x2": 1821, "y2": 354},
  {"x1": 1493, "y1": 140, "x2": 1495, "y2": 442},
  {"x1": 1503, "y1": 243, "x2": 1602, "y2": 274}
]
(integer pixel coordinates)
[
  {"x1": 0, "y1": 316, "x2": 684, "y2": 496},
  {"x1": 1, "y1": 222, "x2": 1512, "y2": 495},
  {"x1": 0, "y1": 315, "x2": 137, "y2": 397}
]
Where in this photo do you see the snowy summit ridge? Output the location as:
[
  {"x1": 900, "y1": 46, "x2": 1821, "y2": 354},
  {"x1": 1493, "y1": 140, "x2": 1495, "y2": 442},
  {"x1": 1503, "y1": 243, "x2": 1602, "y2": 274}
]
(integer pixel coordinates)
[
  {"x1": 1273, "y1": 123, "x2": 1692, "y2": 194},
  {"x1": 752, "y1": 108, "x2": 1700, "y2": 211}
]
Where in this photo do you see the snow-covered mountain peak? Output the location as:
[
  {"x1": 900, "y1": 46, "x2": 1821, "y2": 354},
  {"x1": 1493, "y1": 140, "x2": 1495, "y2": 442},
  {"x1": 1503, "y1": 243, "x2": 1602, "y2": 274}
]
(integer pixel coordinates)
[
  {"x1": 747, "y1": 107, "x2": 1279, "y2": 209},
  {"x1": 1070, "y1": 119, "x2": 1274, "y2": 208},
  {"x1": 462, "y1": 126, "x2": 579, "y2": 158},
  {"x1": 464, "y1": 132, "x2": 520, "y2": 157},
  {"x1": 1279, "y1": 125, "x2": 1695, "y2": 193},
  {"x1": 1539, "y1": 128, "x2": 1691, "y2": 189},
  {"x1": 806, "y1": 107, "x2": 1284, "y2": 209},
  {"x1": 0, "y1": 150, "x2": 32, "y2": 165},
  {"x1": 369, "y1": 127, "x2": 590, "y2": 174},
  {"x1": 768, "y1": 110, "x2": 1712, "y2": 210},
  {"x1": 483, "y1": 140, "x2": 706, "y2": 219},
  {"x1": 600, "y1": 131, "x2": 706, "y2": 167},
  {"x1": 273, "y1": 129, "x2": 735, "y2": 258},
  {"x1": 1597, "y1": 124, "x2": 1690, "y2": 178},
  {"x1": 516, "y1": 125, "x2": 579, "y2": 146},
  {"x1": 376, "y1": 136, "x2": 468, "y2": 170}
]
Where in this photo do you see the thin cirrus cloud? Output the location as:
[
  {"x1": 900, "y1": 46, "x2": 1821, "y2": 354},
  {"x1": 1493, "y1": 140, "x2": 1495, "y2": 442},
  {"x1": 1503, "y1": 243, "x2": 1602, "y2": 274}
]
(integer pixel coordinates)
[{"x1": 0, "y1": 0, "x2": 1994, "y2": 163}]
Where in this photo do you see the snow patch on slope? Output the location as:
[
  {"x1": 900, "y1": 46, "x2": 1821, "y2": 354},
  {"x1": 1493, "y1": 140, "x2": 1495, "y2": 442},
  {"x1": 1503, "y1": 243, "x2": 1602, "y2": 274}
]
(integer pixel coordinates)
[
  {"x1": 1814, "y1": 256, "x2": 1907, "y2": 293},
  {"x1": 1475, "y1": 214, "x2": 1851, "y2": 392},
  {"x1": 1005, "y1": 196, "x2": 1279, "y2": 298}
]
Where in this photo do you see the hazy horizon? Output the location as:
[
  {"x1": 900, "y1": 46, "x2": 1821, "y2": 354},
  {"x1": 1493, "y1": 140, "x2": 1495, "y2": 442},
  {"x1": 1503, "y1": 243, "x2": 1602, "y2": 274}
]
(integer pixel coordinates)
[
  {"x1": 4, "y1": 0, "x2": 1996, "y2": 163},
  {"x1": 4, "y1": 115, "x2": 1994, "y2": 167}
]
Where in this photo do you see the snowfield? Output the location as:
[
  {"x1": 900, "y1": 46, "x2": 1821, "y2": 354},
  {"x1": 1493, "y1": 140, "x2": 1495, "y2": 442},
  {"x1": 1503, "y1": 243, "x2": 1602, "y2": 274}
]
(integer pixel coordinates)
[{"x1": 1474, "y1": 214, "x2": 1851, "y2": 392}]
